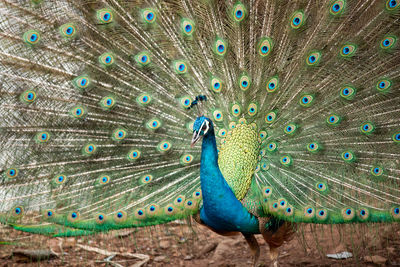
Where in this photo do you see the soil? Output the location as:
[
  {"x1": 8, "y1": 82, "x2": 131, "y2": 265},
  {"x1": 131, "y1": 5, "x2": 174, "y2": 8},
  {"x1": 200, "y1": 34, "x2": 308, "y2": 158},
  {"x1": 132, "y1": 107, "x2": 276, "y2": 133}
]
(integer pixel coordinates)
[{"x1": 1, "y1": 221, "x2": 399, "y2": 266}]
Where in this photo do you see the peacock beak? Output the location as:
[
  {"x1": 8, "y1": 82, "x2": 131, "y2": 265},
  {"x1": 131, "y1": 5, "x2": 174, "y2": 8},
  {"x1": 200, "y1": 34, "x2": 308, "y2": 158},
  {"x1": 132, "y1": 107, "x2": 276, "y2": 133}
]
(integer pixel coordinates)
[{"x1": 191, "y1": 131, "x2": 201, "y2": 147}]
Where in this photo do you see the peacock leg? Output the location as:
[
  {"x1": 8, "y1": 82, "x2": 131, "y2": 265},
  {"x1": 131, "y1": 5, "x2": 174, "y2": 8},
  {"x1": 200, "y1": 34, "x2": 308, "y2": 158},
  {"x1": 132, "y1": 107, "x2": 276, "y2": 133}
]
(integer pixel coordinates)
[
  {"x1": 242, "y1": 233, "x2": 260, "y2": 267},
  {"x1": 258, "y1": 218, "x2": 295, "y2": 267},
  {"x1": 268, "y1": 245, "x2": 279, "y2": 267}
]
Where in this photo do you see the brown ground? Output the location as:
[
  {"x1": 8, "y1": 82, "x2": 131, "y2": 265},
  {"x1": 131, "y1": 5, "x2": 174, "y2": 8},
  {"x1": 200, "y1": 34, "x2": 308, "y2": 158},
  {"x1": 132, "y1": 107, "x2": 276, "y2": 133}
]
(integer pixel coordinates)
[{"x1": 1, "y1": 221, "x2": 399, "y2": 266}]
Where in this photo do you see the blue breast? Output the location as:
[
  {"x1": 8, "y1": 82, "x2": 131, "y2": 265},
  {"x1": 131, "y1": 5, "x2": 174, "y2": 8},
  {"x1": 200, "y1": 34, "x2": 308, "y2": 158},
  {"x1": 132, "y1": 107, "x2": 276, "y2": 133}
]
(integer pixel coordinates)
[{"x1": 198, "y1": 128, "x2": 259, "y2": 234}]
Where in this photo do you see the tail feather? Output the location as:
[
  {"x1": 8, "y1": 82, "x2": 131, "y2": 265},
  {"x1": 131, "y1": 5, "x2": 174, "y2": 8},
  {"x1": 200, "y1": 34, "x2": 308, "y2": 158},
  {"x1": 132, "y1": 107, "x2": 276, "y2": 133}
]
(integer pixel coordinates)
[{"x1": 0, "y1": 0, "x2": 399, "y2": 235}]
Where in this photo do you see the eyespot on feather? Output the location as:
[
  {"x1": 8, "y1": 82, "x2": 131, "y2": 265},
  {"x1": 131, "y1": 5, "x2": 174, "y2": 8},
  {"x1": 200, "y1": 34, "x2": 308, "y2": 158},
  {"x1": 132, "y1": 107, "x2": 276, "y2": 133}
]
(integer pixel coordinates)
[
  {"x1": 213, "y1": 109, "x2": 223, "y2": 122},
  {"x1": 99, "y1": 52, "x2": 115, "y2": 67},
  {"x1": 376, "y1": 79, "x2": 392, "y2": 92},
  {"x1": 112, "y1": 128, "x2": 127, "y2": 141},
  {"x1": 299, "y1": 94, "x2": 314, "y2": 107},
  {"x1": 180, "y1": 154, "x2": 194, "y2": 165},
  {"x1": 146, "y1": 118, "x2": 162, "y2": 130},
  {"x1": 266, "y1": 141, "x2": 278, "y2": 152},
  {"x1": 68, "y1": 211, "x2": 80, "y2": 222},
  {"x1": 360, "y1": 122, "x2": 375, "y2": 135},
  {"x1": 72, "y1": 75, "x2": 91, "y2": 91},
  {"x1": 164, "y1": 204, "x2": 176, "y2": 215},
  {"x1": 239, "y1": 75, "x2": 251, "y2": 91},
  {"x1": 35, "y1": 131, "x2": 50, "y2": 143},
  {"x1": 280, "y1": 155, "x2": 292, "y2": 166},
  {"x1": 370, "y1": 166, "x2": 384, "y2": 177},
  {"x1": 341, "y1": 150, "x2": 355, "y2": 162},
  {"x1": 340, "y1": 85, "x2": 356, "y2": 100},
  {"x1": 23, "y1": 30, "x2": 40, "y2": 45},
  {"x1": 53, "y1": 174, "x2": 67, "y2": 185},
  {"x1": 386, "y1": 0, "x2": 399, "y2": 11},
  {"x1": 12, "y1": 206, "x2": 24, "y2": 217},
  {"x1": 20, "y1": 90, "x2": 37, "y2": 103},
  {"x1": 173, "y1": 60, "x2": 188, "y2": 74},
  {"x1": 307, "y1": 142, "x2": 321, "y2": 153},
  {"x1": 141, "y1": 8, "x2": 157, "y2": 24},
  {"x1": 265, "y1": 111, "x2": 277, "y2": 124},
  {"x1": 284, "y1": 123, "x2": 297, "y2": 135},
  {"x1": 193, "y1": 190, "x2": 202, "y2": 199},
  {"x1": 181, "y1": 18, "x2": 195, "y2": 36},
  {"x1": 306, "y1": 51, "x2": 321, "y2": 66},
  {"x1": 82, "y1": 143, "x2": 97, "y2": 156},
  {"x1": 140, "y1": 174, "x2": 153, "y2": 184},
  {"x1": 342, "y1": 208, "x2": 355, "y2": 221},
  {"x1": 100, "y1": 96, "x2": 116, "y2": 110},
  {"x1": 380, "y1": 35, "x2": 397, "y2": 50},
  {"x1": 147, "y1": 204, "x2": 160, "y2": 216},
  {"x1": 114, "y1": 210, "x2": 127, "y2": 223},
  {"x1": 96, "y1": 213, "x2": 107, "y2": 224},
  {"x1": 127, "y1": 149, "x2": 141, "y2": 161},
  {"x1": 303, "y1": 206, "x2": 315, "y2": 219},
  {"x1": 214, "y1": 38, "x2": 227, "y2": 57},
  {"x1": 134, "y1": 208, "x2": 146, "y2": 220},
  {"x1": 70, "y1": 106, "x2": 86, "y2": 119},
  {"x1": 231, "y1": 104, "x2": 242, "y2": 117},
  {"x1": 290, "y1": 10, "x2": 305, "y2": 29},
  {"x1": 266, "y1": 76, "x2": 279, "y2": 93},
  {"x1": 98, "y1": 175, "x2": 110, "y2": 185},
  {"x1": 316, "y1": 209, "x2": 328, "y2": 221},
  {"x1": 258, "y1": 37, "x2": 273, "y2": 57},
  {"x1": 330, "y1": 0, "x2": 346, "y2": 15},
  {"x1": 59, "y1": 23, "x2": 77, "y2": 38},
  {"x1": 247, "y1": 103, "x2": 258, "y2": 116},
  {"x1": 210, "y1": 77, "x2": 223, "y2": 93},
  {"x1": 232, "y1": 2, "x2": 246, "y2": 22},
  {"x1": 326, "y1": 114, "x2": 341, "y2": 126},
  {"x1": 135, "y1": 51, "x2": 151, "y2": 66},
  {"x1": 357, "y1": 208, "x2": 369, "y2": 221},
  {"x1": 340, "y1": 44, "x2": 356, "y2": 57},
  {"x1": 136, "y1": 93, "x2": 152, "y2": 106},
  {"x1": 97, "y1": 8, "x2": 114, "y2": 24},
  {"x1": 180, "y1": 96, "x2": 192, "y2": 109}
]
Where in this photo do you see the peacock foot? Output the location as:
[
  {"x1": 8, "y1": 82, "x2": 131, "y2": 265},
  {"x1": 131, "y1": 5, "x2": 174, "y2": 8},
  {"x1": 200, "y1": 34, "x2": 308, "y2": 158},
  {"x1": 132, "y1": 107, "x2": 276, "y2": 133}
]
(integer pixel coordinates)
[{"x1": 269, "y1": 246, "x2": 279, "y2": 267}]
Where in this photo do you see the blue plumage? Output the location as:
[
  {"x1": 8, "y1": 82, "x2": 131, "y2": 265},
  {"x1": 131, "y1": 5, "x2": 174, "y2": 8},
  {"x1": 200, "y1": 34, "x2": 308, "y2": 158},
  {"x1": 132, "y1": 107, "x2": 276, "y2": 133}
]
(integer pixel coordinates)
[{"x1": 193, "y1": 117, "x2": 259, "y2": 234}]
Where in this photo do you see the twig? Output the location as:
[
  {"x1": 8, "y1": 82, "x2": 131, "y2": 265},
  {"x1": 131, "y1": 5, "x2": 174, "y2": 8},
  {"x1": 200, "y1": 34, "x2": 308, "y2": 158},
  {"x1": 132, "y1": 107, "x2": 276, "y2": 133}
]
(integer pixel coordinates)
[{"x1": 77, "y1": 244, "x2": 150, "y2": 267}]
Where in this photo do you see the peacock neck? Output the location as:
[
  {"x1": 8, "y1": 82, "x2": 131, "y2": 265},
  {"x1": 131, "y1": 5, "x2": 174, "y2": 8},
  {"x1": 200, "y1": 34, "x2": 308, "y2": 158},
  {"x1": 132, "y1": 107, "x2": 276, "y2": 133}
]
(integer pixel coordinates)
[
  {"x1": 200, "y1": 128, "x2": 218, "y2": 166},
  {"x1": 199, "y1": 127, "x2": 226, "y2": 208}
]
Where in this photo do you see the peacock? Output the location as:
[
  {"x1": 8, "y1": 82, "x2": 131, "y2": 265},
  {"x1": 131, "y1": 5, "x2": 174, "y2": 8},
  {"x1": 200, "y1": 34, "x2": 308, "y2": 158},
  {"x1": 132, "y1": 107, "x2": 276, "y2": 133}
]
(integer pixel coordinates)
[{"x1": 0, "y1": 0, "x2": 400, "y2": 265}]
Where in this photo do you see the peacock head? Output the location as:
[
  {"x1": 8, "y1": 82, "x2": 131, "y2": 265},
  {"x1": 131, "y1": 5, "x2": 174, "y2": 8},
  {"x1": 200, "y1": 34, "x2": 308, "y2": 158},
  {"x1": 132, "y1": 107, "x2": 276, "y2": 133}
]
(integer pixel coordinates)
[{"x1": 191, "y1": 116, "x2": 213, "y2": 147}]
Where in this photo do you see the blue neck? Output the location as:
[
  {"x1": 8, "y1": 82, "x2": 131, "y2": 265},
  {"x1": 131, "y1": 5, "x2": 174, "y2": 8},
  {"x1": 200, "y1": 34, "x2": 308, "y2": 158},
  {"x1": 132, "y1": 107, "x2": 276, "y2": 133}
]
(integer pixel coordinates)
[
  {"x1": 200, "y1": 128, "x2": 218, "y2": 167},
  {"x1": 199, "y1": 128, "x2": 259, "y2": 234},
  {"x1": 199, "y1": 128, "x2": 222, "y2": 207}
]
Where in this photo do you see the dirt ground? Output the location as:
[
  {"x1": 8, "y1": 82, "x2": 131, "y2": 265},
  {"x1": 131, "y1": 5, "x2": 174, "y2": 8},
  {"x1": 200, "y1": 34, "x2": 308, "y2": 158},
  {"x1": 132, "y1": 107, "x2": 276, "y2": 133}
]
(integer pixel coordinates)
[{"x1": 1, "y1": 221, "x2": 399, "y2": 266}]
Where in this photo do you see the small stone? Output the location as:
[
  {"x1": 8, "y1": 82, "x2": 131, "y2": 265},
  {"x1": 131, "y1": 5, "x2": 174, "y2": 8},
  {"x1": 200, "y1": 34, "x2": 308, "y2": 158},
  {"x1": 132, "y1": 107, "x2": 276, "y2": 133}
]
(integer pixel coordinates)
[
  {"x1": 159, "y1": 240, "x2": 170, "y2": 249},
  {"x1": 63, "y1": 237, "x2": 76, "y2": 248},
  {"x1": 387, "y1": 247, "x2": 395, "y2": 254},
  {"x1": 154, "y1": 255, "x2": 166, "y2": 262},
  {"x1": 364, "y1": 255, "x2": 387, "y2": 265}
]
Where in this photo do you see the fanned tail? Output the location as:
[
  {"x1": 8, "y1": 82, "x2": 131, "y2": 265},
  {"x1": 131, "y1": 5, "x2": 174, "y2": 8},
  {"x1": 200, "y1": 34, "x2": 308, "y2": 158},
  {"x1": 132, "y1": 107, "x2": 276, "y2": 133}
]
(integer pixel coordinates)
[{"x1": 0, "y1": 0, "x2": 399, "y2": 237}]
